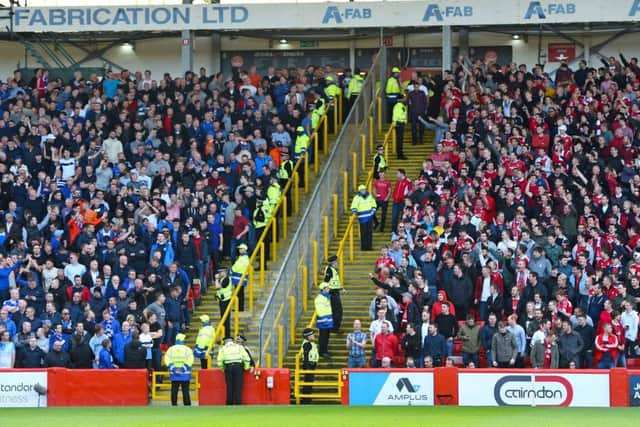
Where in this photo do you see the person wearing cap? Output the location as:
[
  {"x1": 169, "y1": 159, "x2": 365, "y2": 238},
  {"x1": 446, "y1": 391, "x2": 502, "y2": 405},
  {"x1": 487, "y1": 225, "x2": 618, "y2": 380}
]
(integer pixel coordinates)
[
  {"x1": 324, "y1": 76, "x2": 342, "y2": 134},
  {"x1": 392, "y1": 94, "x2": 408, "y2": 160},
  {"x1": 294, "y1": 126, "x2": 310, "y2": 186},
  {"x1": 373, "y1": 169, "x2": 391, "y2": 233},
  {"x1": 277, "y1": 149, "x2": 294, "y2": 209},
  {"x1": 408, "y1": 81, "x2": 428, "y2": 145},
  {"x1": 351, "y1": 184, "x2": 377, "y2": 251},
  {"x1": 315, "y1": 282, "x2": 334, "y2": 358},
  {"x1": 194, "y1": 314, "x2": 215, "y2": 369},
  {"x1": 217, "y1": 335, "x2": 251, "y2": 405},
  {"x1": 230, "y1": 243, "x2": 249, "y2": 311},
  {"x1": 252, "y1": 197, "x2": 271, "y2": 269},
  {"x1": 323, "y1": 255, "x2": 345, "y2": 333},
  {"x1": 385, "y1": 66, "x2": 403, "y2": 123},
  {"x1": 164, "y1": 332, "x2": 194, "y2": 406},
  {"x1": 213, "y1": 267, "x2": 232, "y2": 336},
  {"x1": 300, "y1": 328, "x2": 319, "y2": 403},
  {"x1": 235, "y1": 334, "x2": 255, "y2": 370},
  {"x1": 346, "y1": 68, "x2": 364, "y2": 111},
  {"x1": 372, "y1": 144, "x2": 387, "y2": 180}
]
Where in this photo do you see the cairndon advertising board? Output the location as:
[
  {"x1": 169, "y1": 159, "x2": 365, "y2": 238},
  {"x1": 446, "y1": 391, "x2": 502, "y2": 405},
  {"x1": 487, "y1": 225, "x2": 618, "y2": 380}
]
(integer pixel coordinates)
[
  {"x1": 0, "y1": 371, "x2": 48, "y2": 408},
  {"x1": 458, "y1": 372, "x2": 610, "y2": 407},
  {"x1": 349, "y1": 372, "x2": 434, "y2": 406}
]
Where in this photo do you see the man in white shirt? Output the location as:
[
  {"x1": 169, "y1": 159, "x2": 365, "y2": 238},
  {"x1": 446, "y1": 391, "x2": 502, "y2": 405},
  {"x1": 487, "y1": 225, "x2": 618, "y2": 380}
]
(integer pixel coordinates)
[{"x1": 621, "y1": 301, "x2": 639, "y2": 358}]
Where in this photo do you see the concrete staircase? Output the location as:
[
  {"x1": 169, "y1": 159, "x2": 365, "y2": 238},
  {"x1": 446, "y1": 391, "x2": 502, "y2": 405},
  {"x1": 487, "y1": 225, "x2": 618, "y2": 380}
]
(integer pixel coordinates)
[
  {"x1": 152, "y1": 132, "x2": 341, "y2": 403},
  {"x1": 284, "y1": 129, "x2": 434, "y2": 402}
]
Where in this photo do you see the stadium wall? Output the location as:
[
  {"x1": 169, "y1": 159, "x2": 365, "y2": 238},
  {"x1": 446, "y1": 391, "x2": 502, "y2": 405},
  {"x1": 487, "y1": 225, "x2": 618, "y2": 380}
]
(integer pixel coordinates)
[{"x1": 1, "y1": 30, "x2": 639, "y2": 79}]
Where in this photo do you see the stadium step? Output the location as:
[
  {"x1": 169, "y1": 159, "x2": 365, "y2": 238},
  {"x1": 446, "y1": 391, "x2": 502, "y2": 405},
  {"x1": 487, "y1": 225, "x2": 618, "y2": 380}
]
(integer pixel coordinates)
[
  {"x1": 151, "y1": 128, "x2": 343, "y2": 403},
  {"x1": 284, "y1": 128, "x2": 433, "y2": 403}
]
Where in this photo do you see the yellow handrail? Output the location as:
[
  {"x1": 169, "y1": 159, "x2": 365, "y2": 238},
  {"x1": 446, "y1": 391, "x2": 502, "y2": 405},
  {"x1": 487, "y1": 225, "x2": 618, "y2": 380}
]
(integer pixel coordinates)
[{"x1": 204, "y1": 111, "x2": 329, "y2": 368}]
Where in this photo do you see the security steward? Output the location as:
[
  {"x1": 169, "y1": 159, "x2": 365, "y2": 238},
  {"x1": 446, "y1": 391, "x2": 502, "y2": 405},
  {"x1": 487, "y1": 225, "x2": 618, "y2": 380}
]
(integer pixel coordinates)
[
  {"x1": 193, "y1": 314, "x2": 215, "y2": 369},
  {"x1": 300, "y1": 328, "x2": 319, "y2": 404},
  {"x1": 236, "y1": 334, "x2": 255, "y2": 371},
  {"x1": 392, "y1": 95, "x2": 408, "y2": 159},
  {"x1": 217, "y1": 335, "x2": 251, "y2": 405},
  {"x1": 252, "y1": 197, "x2": 270, "y2": 268},
  {"x1": 164, "y1": 333, "x2": 194, "y2": 406},
  {"x1": 385, "y1": 66, "x2": 403, "y2": 123},
  {"x1": 311, "y1": 97, "x2": 326, "y2": 151},
  {"x1": 214, "y1": 267, "x2": 232, "y2": 336},
  {"x1": 323, "y1": 255, "x2": 345, "y2": 334},
  {"x1": 278, "y1": 150, "x2": 294, "y2": 212},
  {"x1": 315, "y1": 282, "x2": 334, "y2": 359},
  {"x1": 347, "y1": 68, "x2": 364, "y2": 111},
  {"x1": 324, "y1": 75, "x2": 342, "y2": 134},
  {"x1": 230, "y1": 243, "x2": 249, "y2": 312},
  {"x1": 294, "y1": 126, "x2": 310, "y2": 187},
  {"x1": 351, "y1": 184, "x2": 377, "y2": 251},
  {"x1": 372, "y1": 144, "x2": 386, "y2": 179}
]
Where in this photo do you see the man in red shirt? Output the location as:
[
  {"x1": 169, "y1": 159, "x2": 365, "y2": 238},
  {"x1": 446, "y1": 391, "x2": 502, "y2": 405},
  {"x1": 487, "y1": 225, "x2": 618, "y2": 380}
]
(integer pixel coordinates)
[
  {"x1": 373, "y1": 321, "x2": 398, "y2": 367},
  {"x1": 391, "y1": 169, "x2": 413, "y2": 233},
  {"x1": 231, "y1": 207, "x2": 249, "y2": 261},
  {"x1": 531, "y1": 126, "x2": 550, "y2": 152},
  {"x1": 373, "y1": 170, "x2": 391, "y2": 232}
]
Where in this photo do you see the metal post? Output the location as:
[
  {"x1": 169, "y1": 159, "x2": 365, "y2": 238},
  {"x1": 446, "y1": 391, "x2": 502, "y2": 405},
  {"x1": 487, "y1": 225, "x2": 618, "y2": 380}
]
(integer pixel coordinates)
[
  {"x1": 211, "y1": 32, "x2": 221, "y2": 73},
  {"x1": 583, "y1": 35, "x2": 591, "y2": 66},
  {"x1": 349, "y1": 29, "x2": 356, "y2": 71},
  {"x1": 181, "y1": 0, "x2": 194, "y2": 74},
  {"x1": 442, "y1": 25, "x2": 452, "y2": 76},
  {"x1": 458, "y1": 28, "x2": 469, "y2": 59},
  {"x1": 380, "y1": 46, "x2": 388, "y2": 124}
]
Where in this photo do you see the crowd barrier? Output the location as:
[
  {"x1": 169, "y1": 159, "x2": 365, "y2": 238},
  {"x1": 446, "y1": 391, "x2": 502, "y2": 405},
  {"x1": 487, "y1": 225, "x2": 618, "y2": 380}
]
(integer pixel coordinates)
[
  {"x1": 0, "y1": 368, "x2": 148, "y2": 407},
  {"x1": 342, "y1": 368, "x2": 640, "y2": 407},
  {"x1": 198, "y1": 368, "x2": 290, "y2": 405}
]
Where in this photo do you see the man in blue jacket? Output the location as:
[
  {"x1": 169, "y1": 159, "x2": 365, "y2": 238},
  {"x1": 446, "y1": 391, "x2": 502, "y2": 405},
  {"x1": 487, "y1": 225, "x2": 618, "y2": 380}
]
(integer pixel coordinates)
[{"x1": 422, "y1": 323, "x2": 446, "y2": 367}]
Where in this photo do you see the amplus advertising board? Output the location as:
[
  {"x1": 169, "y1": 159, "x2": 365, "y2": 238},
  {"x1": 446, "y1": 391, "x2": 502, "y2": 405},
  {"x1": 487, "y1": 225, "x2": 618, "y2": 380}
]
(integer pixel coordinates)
[
  {"x1": 349, "y1": 371, "x2": 434, "y2": 406},
  {"x1": 458, "y1": 372, "x2": 609, "y2": 407}
]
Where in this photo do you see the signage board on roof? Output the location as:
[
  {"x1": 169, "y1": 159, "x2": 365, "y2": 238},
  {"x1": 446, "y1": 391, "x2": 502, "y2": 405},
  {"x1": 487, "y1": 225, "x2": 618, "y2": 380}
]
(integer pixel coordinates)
[{"x1": 9, "y1": 1, "x2": 640, "y2": 33}]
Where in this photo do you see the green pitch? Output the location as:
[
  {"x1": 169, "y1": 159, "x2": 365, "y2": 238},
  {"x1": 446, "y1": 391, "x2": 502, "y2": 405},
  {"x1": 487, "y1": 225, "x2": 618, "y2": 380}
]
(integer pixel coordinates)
[{"x1": 0, "y1": 406, "x2": 636, "y2": 426}]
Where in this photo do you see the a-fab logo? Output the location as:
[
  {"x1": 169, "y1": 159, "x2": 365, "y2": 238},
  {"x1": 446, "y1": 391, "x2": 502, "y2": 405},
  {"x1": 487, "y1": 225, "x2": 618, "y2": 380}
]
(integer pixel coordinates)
[
  {"x1": 422, "y1": 4, "x2": 473, "y2": 22},
  {"x1": 630, "y1": 0, "x2": 640, "y2": 16},
  {"x1": 523, "y1": 1, "x2": 576, "y2": 19},
  {"x1": 494, "y1": 375, "x2": 573, "y2": 406},
  {"x1": 322, "y1": 6, "x2": 371, "y2": 24}
]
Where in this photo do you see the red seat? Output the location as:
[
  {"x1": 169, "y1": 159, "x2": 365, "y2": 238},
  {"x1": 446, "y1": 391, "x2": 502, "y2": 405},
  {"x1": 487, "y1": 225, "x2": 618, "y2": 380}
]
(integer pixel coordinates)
[{"x1": 627, "y1": 358, "x2": 640, "y2": 368}]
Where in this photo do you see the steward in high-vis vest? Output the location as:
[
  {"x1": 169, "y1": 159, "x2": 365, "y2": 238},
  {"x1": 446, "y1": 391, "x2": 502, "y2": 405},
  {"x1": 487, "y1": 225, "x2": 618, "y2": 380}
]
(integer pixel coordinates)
[
  {"x1": 324, "y1": 75, "x2": 342, "y2": 134},
  {"x1": 314, "y1": 282, "x2": 333, "y2": 358},
  {"x1": 300, "y1": 328, "x2": 319, "y2": 404},
  {"x1": 214, "y1": 267, "x2": 232, "y2": 337},
  {"x1": 392, "y1": 99, "x2": 408, "y2": 159},
  {"x1": 252, "y1": 197, "x2": 270, "y2": 268},
  {"x1": 193, "y1": 314, "x2": 214, "y2": 369},
  {"x1": 217, "y1": 336, "x2": 251, "y2": 405},
  {"x1": 230, "y1": 243, "x2": 249, "y2": 312},
  {"x1": 373, "y1": 144, "x2": 386, "y2": 179},
  {"x1": 277, "y1": 150, "x2": 294, "y2": 190},
  {"x1": 385, "y1": 66, "x2": 403, "y2": 122},
  {"x1": 323, "y1": 254, "x2": 345, "y2": 334},
  {"x1": 351, "y1": 184, "x2": 377, "y2": 251},
  {"x1": 312, "y1": 97, "x2": 326, "y2": 151},
  {"x1": 347, "y1": 68, "x2": 364, "y2": 110},
  {"x1": 294, "y1": 126, "x2": 309, "y2": 188},
  {"x1": 164, "y1": 333, "x2": 194, "y2": 406}
]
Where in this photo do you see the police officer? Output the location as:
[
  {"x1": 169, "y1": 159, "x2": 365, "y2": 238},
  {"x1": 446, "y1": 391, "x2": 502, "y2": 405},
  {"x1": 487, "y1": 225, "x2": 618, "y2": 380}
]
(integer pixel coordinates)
[
  {"x1": 311, "y1": 97, "x2": 326, "y2": 151},
  {"x1": 193, "y1": 314, "x2": 214, "y2": 369},
  {"x1": 217, "y1": 335, "x2": 251, "y2": 405},
  {"x1": 164, "y1": 333, "x2": 194, "y2": 406},
  {"x1": 214, "y1": 268, "x2": 232, "y2": 336},
  {"x1": 392, "y1": 96, "x2": 408, "y2": 160},
  {"x1": 235, "y1": 334, "x2": 255, "y2": 371},
  {"x1": 385, "y1": 66, "x2": 403, "y2": 123},
  {"x1": 347, "y1": 68, "x2": 364, "y2": 111},
  {"x1": 324, "y1": 75, "x2": 342, "y2": 134},
  {"x1": 294, "y1": 126, "x2": 309, "y2": 188},
  {"x1": 230, "y1": 243, "x2": 249, "y2": 312},
  {"x1": 372, "y1": 144, "x2": 386, "y2": 179},
  {"x1": 252, "y1": 197, "x2": 270, "y2": 268},
  {"x1": 300, "y1": 328, "x2": 319, "y2": 404},
  {"x1": 315, "y1": 282, "x2": 333, "y2": 359},
  {"x1": 351, "y1": 184, "x2": 377, "y2": 251},
  {"x1": 323, "y1": 255, "x2": 345, "y2": 334},
  {"x1": 278, "y1": 150, "x2": 294, "y2": 211}
]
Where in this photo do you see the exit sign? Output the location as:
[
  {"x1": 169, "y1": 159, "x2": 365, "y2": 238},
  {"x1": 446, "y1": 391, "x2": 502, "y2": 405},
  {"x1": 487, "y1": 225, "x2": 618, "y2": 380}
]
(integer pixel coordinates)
[
  {"x1": 300, "y1": 40, "x2": 319, "y2": 48},
  {"x1": 383, "y1": 36, "x2": 393, "y2": 47}
]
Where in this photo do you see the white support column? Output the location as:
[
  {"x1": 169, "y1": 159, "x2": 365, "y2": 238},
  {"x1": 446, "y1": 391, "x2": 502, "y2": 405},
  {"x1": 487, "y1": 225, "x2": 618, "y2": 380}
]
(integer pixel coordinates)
[
  {"x1": 211, "y1": 32, "x2": 221, "y2": 73},
  {"x1": 442, "y1": 25, "x2": 452, "y2": 76},
  {"x1": 181, "y1": 0, "x2": 193, "y2": 74},
  {"x1": 349, "y1": 29, "x2": 356, "y2": 71},
  {"x1": 583, "y1": 36, "x2": 591, "y2": 66}
]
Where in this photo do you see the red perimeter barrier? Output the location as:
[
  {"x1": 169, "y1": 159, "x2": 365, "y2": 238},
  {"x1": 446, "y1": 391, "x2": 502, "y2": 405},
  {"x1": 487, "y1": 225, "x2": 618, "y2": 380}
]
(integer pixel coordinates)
[
  {"x1": 198, "y1": 368, "x2": 290, "y2": 405},
  {"x1": 47, "y1": 368, "x2": 148, "y2": 406}
]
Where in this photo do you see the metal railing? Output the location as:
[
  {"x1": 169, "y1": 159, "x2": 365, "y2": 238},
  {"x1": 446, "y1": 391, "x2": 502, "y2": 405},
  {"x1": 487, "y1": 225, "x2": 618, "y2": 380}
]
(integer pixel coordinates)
[
  {"x1": 256, "y1": 47, "x2": 388, "y2": 368},
  {"x1": 151, "y1": 371, "x2": 200, "y2": 402},
  {"x1": 203, "y1": 96, "x2": 343, "y2": 368}
]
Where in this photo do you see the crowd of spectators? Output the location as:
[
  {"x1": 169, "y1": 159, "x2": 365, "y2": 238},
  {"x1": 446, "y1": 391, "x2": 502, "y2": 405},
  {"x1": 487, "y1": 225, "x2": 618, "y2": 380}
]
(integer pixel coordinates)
[
  {"x1": 0, "y1": 62, "x2": 340, "y2": 369},
  {"x1": 365, "y1": 54, "x2": 640, "y2": 370}
]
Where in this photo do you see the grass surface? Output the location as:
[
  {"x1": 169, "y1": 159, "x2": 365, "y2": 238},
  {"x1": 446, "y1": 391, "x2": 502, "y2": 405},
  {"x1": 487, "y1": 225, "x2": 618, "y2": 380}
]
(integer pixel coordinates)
[{"x1": 0, "y1": 406, "x2": 637, "y2": 427}]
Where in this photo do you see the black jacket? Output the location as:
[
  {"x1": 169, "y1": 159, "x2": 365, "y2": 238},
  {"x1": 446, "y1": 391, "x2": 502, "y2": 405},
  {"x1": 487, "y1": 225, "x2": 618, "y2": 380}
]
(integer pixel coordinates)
[
  {"x1": 123, "y1": 340, "x2": 147, "y2": 369},
  {"x1": 444, "y1": 274, "x2": 474, "y2": 310},
  {"x1": 45, "y1": 350, "x2": 72, "y2": 368},
  {"x1": 19, "y1": 346, "x2": 45, "y2": 368},
  {"x1": 70, "y1": 343, "x2": 94, "y2": 369},
  {"x1": 401, "y1": 332, "x2": 422, "y2": 360}
]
